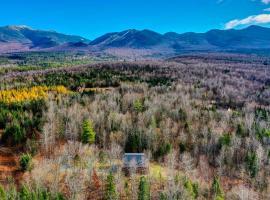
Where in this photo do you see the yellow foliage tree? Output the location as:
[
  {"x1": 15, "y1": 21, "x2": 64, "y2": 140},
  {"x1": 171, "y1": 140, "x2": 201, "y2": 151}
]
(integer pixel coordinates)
[{"x1": 0, "y1": 86, "x2": 70, "y2": 104}]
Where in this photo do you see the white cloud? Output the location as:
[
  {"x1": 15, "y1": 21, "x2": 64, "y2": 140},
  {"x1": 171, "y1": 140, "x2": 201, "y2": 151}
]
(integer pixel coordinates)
[
  {"x1": 262, "y1": 0, "x2": 270, "y2": 4},
  {"x1": 225, "y1": 14, "x2": 270, "y2": 29}
]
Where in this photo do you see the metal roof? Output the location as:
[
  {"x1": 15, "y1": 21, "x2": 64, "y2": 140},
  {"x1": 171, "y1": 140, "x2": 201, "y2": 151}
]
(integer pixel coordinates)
[{"x1": 123, "y1": 153, "x2": 147, "y2": 167}]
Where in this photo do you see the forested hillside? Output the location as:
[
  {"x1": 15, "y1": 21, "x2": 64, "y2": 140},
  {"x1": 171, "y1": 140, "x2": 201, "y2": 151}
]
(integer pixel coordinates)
[{"x1": 0, "y1": 53, "x2": 269, "y2": 199}]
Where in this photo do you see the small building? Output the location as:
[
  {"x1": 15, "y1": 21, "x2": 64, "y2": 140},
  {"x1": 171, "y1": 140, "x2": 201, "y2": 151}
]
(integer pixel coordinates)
[{"x1": 122, "y1": 153, "x2": 149, "y2": 175}]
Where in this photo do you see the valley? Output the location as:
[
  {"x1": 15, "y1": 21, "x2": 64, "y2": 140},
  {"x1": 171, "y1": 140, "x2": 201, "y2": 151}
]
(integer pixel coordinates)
[
  {"x1": 0, "y1": 52, "x2": 269, "y2": 199},
  {"x1": 2, "y1": 0, "x2": 270, "y2": 198}
]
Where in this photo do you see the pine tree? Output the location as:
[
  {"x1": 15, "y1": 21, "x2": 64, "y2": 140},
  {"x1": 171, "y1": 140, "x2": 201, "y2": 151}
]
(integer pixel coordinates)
[
  {"x1": 81, "y1": 120, "x2": 96, "y2": 144},
  {"x1": 150, "y1": 116, "x2": 157, "y2": 129},
  {"x1": 245, "y1": 151, "x2": 259, "y2": 178},
  {"x1": 211, "y1": 176, "x2": 224, "y2": 200},
  {"x1": 184, "y1": 178, "x2": 197, "y2": 199},
  {"x1": 0, "y1": 185, "x2": 6, "y2": 200},
  {"x1": 105, "y1": 172, "x2": 118, "y2": 200},
  {"x1": 133, "y1": 99, "x2": 144, "y2": 112},
  {"x1": 20, "y1": 185, "x2": 31, "y2": 200},
  {"x1": 19, "y1": 154, "x2": 32, "y2": 171},
  {"x1": 138, "y1": 176, "x2": 150, "y2": 200},
  {"x1": 159, "y1": 192, "x2": 167, "y2": 200}
]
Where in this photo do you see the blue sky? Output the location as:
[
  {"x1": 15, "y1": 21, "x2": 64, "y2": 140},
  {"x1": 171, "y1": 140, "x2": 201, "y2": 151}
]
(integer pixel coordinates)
[{"x1": 1, "y1": 0, "x2": 270, "y2": 39}]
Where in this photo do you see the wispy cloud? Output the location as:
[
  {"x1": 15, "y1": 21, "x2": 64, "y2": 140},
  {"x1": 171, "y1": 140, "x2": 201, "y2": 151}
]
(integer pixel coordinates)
[
  {"x1": 262, "y1": 0, "x2": 270, "y2": 4},
  {"x1": 264, "y1": 7, "x2": 270, "y2": 11},
  {"x1": 225, "y1": 14, "x2": 270, "y2": 29},
  {"x1": 220, "y1": 0, "x2": 270, "y2": 5}
]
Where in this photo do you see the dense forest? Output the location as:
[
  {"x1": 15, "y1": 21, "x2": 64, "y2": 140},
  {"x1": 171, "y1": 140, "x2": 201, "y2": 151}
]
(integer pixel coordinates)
[{"x1": 0, "y1": 52, "x2": 269, "y2": 199}]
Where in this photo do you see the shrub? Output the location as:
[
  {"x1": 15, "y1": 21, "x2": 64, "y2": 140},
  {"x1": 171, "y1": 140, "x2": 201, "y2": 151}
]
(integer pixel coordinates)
[
  {"x1": 81, "y1": 120, "x2": 96, "y2": 144},
  {"x1": 19, "y1": 154, "x2": 32, "y2": 171},
  {"x1": 138, "y1": 176, "x2": 150, "y2": 200}
]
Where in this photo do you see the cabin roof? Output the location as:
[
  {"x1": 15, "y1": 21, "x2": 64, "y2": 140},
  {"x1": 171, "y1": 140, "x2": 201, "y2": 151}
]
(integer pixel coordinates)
[{"x1": 123, "y1": 153, "x2": 147, "y2": 167}]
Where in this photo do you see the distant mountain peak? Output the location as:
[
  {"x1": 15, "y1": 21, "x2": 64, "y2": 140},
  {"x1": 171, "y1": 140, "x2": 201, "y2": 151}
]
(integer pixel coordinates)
[
  {"x1": 245, "y1": 25, "x2": 263, "y2": 29},
  {"x1": 243, "y1": 25, "x2": 268, "y2": 31},
  {"x1": 0, "y1": 25, "x2": 89, "y2": 51},
  {"x1": 6, "y1": 25, "x2": 33, "y2": 31},
  {"x1": 90, "y1": 28, "x2": 164, "y2": 48}
]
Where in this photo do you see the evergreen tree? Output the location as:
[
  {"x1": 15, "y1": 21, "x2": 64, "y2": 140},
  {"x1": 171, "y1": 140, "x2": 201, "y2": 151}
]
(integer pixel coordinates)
[
  {"x1": 105, "y1": 172, "x2": 118, "y2": 200},
  {"x1": 19, "y1": 154, "x2": 32, "y2": 172},
  {"x1": 150, "y1": 116, "x2": 157, "y2": 129},
  {"x1": 154, "y1": 142, "x2": 172, "y2": 159},
  {"x1": 133, "y1": 99, "x2": 144, "y2": 112},
  {"x1": 125, "y1": 131, "x2": 148, "y2": 153},
  {"x1": 159, "y1": 192, "x2": 167, "y2": 200},
  {"x1": 20, "y1": 185, "x2": 31, "y2": 200},
  {"x1": 138, "y1": 176, "x2": 150, "y2": 200},
  {"x1": 184, "y1": 179, "x2": 196, "y2": 199},
  {"x1": 0, "y1": 185, "x2": 6, "y2": 200},
  {"x1": 236, "y1": 123, "x2": 246, "y2": 137},
  {"x1": 218, "y1": 133, "x2": 231, "y2": 147},
  {"x1": 245, "y1": 151, "x2": 259, "y2": 178},
  {"x1": 4, "y1": 121, "x2": 26, "y2": 144},
  {"x1": 211, "y1": 176, "x2": 224, "y2": 200},
  {"x1": 81, "y1": 120, "x2": 96, "y2": 144}
]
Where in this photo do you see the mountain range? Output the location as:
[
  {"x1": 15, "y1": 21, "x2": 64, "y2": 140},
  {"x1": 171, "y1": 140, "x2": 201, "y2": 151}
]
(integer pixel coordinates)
[
  {"x1": 0, "y1": 25, "x2": 88, "y2": 53},
  {"x1": 0, "y1": 25, "x2": 270, "y2": 56}
]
